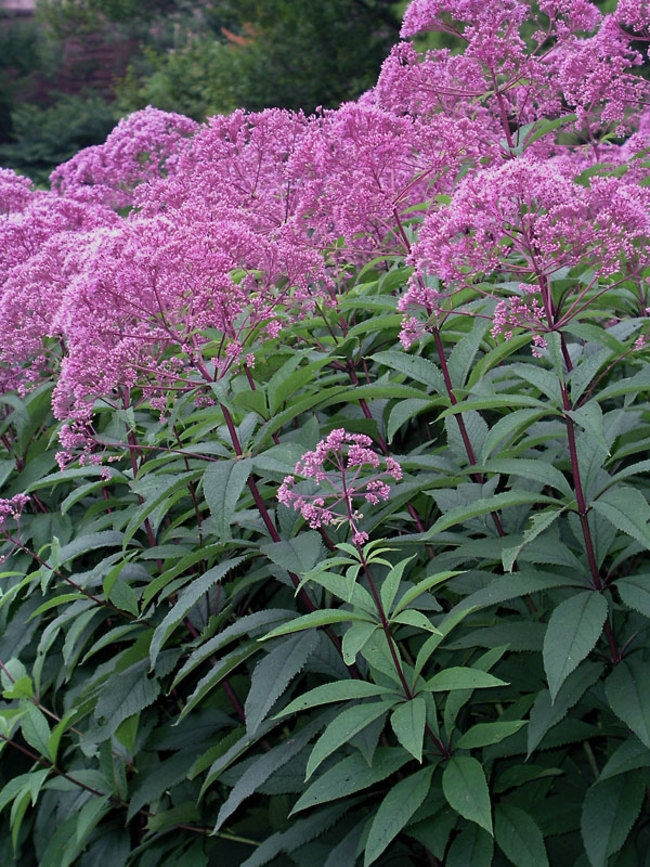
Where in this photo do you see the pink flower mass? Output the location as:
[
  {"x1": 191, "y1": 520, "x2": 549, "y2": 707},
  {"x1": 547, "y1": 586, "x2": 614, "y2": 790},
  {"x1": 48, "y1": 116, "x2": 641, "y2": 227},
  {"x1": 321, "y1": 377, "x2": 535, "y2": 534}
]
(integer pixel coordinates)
[{"x1": 1, "y1": 0, "x2": 650, "y2": 461}]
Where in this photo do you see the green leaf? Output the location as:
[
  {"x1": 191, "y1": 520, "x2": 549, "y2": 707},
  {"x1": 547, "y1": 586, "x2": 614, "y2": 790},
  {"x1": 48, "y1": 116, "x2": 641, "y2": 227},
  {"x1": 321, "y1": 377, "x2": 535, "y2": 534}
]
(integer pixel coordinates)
[
  {"x1": 543, "y1": 591, "x2": 608, "y2": 700},
  {"x1": 442, "y1": 755, "x2": 493, "y2": 835},
  {"x1": 380, "y1": 555, "x2": 416, "y2": 615},
  {"x1": 592, "y1": 486, "x2": 650, "y2": 549},
  {"x1": 107, "y1": 578, "x2": 139, "y2": 617},
  {"x1": 390, "y1": 697, "x2": 427, "y2": 762},
  {"x1": 581, "y1": 774, "x2": 645, "y2": 867},
  {"x1": 364, "y1": 765, "x2": 434, "y2": 866},
  {"x1": 454, "y1": 570, "x2": 577, "y2": 615},
  {"x1": 261, "y1": 532, "x2": 324, "y2": 577},
  {"x1": 245, "y1": 631, "x2": 319, "y2": 734},
  {"x1": 371, "y1": 350, "x2": 446, "y2": 392},
  {"x1": 149, "y1": 555, "x2": 248, "y2": 666},
  {"x1": 305, "y1": 701, "x2": 393, "y2": 780},
  {"x1": 495, "y1": 803, "x2": 549, "y2": 867},
  {"x1": 216, "y1": 719, "x2": 321, "y2": 830},
  {"x1": 616, "y1": 574, "x2": 650, "y2": 618},
  {"x1": 93, "y1": 663, "x2": 161, "y2": 738},
  {"x1": 421, "y1": 491, "x2": 557, "y2": 541},
  {"x1": 276, "y1": 680, "x2": 396, "y2": 718},
  {"x1": 566, "y1": 402, "x2": 609, "y2": 455},
  {"x1": 390, "y1": 608, "x2": 441, "y2": 634},
  {"x1": 341, "y1": 621, "x2": 379, "y2": 665},
  {"x1": 502, "y1": 508, "x2": 565, "y2": 573},
  {"x1": 426, "y1": 667, "x2": 508, "y2": 692},
  {"x1": 178, "y1": 643, "x2": 261, "y2": 722},
  {"x1": 478, "y1": 457, "x2": 572, "y2": 498},
  {"x1": 203, "y1": 458, "x2": 254, "y2": 541},
  {"x1": 240, "y1": 803, "x2": 349, "y2": 867},
  {"x1": 527, "y1": 662, "x2": 602, "y2": 755},
  {"x1": 392, "y1": 570, "x2": 462, "y2": 616},
  {"x1": 20, "y1": 704, "x2": 51, "y2": 760},
  {"x1": 605, "y1": 657, "x2": 650, "y2": 748},
  {"x1": 292, "y1": 747, "x2": 410, "y2": 815},
  {"x1": 446, "y1": 824, "x2": 494, "y2": 867},
  {"x1": 172, "y1": 609, "x2": 291, "y2": 686},
  {"x1": 387, "y1": 398, "x2": 438, "y2": 443},
  {"x1": 599, "y1": 736, "x2": 650, "y2": 782},
  {"x1": 456, "y1": 721, "x2": 527, "y2": 750},
  {"x1": 262, "y1": 609, "x2": 374, "y2": 640}
]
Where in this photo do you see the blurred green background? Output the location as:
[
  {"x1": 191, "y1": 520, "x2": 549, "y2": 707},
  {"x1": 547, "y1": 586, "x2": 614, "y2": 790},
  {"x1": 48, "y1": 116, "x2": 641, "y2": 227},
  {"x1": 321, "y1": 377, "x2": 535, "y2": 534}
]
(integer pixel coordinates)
[{"x1": 0, "y1": 0, "x2": 408, "y2": 184}]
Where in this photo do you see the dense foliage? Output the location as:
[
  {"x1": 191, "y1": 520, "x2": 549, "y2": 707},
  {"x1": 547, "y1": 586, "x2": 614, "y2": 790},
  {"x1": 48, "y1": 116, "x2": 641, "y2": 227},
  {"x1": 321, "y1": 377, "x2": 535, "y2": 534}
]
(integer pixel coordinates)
[{"x1": 2, "y1": 0, "x2": 650, "y2": 864}]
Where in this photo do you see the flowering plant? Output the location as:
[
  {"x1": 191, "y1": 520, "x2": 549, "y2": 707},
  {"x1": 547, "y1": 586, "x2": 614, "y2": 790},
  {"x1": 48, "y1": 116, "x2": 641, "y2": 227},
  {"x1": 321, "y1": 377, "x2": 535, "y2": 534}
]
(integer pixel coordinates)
[{"x1": 1, "y1": 2, "x2": 650, "y2": 865}]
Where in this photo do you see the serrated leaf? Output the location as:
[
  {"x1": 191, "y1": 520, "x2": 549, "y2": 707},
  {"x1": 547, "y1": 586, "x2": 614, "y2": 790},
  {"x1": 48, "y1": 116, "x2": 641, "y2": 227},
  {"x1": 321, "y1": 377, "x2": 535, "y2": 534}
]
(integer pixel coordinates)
[
  {"x1": 276, "y1": 680, "x2": 395, "y2": 718},
  {"x1": 599, "y1": 736, "x2": 650, "y2": 781},
  {"x1": 442, "y1": 755, "x2": 492, "y2": 835},
  {"x1": 261, "y1": 609, "x2": 373, "y2": 640},
  {"x1": 216, "y1": 718, "x2": 321, "y2": 830},
  {"x1": 387, "y1": 398, "x2": 437, "y2": 443},
  {"x1": 390, "y1": 697, "x2": 427, "y2": 762},
  {"x1": 528, "y1": 662, "x2": 602, "y2": 755},
  {"x1": 566, "y1": 402, "x2": 609, "y2": 454},
  {"x1": 172, "y1": 609, "x2": 292, "y2": 687},
  {"x1": 292, "y1": 747, "x2": 409, "y2": 814},
  {"x1": 592, "y1": 486, "x2": 650, "y2": 549},
  {"x1": 240, "y1": 805, "x2": 349, "y2": 867},
  {"x1": 261, "y1": 532, "x2": 324, "y2": 577},
  {"x1": 616, "y1": 574, "x2": 650, "y2": 618},
  {"x1": 581, "y1": 774, "x2": 645, "y2": 867},
  {"x1": 20, "y1": 704, "x2": 51, "y2": 760},
  {"x1": 364, "y1": 765, "x2": 434, "y2": 866},
  {"x1": 380, "y1": 555, "x2": 416, "y2": 615},
  {"x1": 150, "y1": 555, "x2": 248, "y2": 666},
  {"x1": 543, "y1": 592, "x2": 607, "y2": 700},
  {"x1": 422, "y1": 492, "x2": 557, "y2": 540},
  {"x1": 94, "y1": 663, "x2": 161, "y2": 738},
  {"x1": 426, "y1": 667, "x2": 507, "y2": 692},
  {"x1": 456, "y1": 721, "x2": 527, "y2": 750},
  {"x1": 203, "y1": 458, "x2": 253, "y2": 541},
  {"x1": 392, "y1": 570, "x2": 461, "y2": 616},
  {"x1": 372, "y1": 350, "x2": 446, "y2": 392},
  {"x1": 178, "y1": 642, "x2": 261, "y2": 722},
  {"x1": 305, "y1": 701, "x2": 393, "y2": 780},
  {"x1": 391, "y1": 608, "x2": 441, "y2": 634},
  {"x1": 495, "y1": 803, "x2": 549, "y2": 867},
  {"x1": 342, "y1": 621, "x2": 378, "y2": 665},
  {"x1": 502, "y1": 509, "x2": 564, "y2": 573},
  {"x1": 446, "y1": 823, "x2": 494, "y2": 867},
  {"x1": 605, "y1": 657, "x2": 650, "y2": 747},
  {"x1": 245, "y1": 631, "x2": 319, "y2": 735},
  {"x1": 478, "y1": 458, "x2": 572, "y2": 498}
]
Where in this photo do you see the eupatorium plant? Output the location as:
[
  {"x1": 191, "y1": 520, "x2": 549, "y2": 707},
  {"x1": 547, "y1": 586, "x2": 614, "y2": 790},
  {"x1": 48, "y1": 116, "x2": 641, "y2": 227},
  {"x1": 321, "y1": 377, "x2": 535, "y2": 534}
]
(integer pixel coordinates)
[{"x1": 0, "y1": 1, "x2": 650, "y2": 866}]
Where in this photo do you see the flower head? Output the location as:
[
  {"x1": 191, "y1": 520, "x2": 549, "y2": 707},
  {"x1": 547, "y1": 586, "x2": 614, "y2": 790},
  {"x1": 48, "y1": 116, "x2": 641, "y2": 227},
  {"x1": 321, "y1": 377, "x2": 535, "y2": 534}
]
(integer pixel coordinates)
[{"x1": 277, "y1": 429, "x2": 402, "y2": 545}]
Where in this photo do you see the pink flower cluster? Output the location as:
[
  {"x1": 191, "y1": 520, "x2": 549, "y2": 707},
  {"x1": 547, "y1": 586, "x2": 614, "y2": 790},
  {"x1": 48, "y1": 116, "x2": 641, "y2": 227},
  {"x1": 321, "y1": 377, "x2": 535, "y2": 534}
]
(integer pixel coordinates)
[
  {"x1": 0, "y1": 494, "x2": 30, "y2": 529},
  {"x1": 277, "y1": 429, "x2": 402, "y2": 545},
  {"x1": 1, "y1": 0, "x2": 650, "y2": 462}
]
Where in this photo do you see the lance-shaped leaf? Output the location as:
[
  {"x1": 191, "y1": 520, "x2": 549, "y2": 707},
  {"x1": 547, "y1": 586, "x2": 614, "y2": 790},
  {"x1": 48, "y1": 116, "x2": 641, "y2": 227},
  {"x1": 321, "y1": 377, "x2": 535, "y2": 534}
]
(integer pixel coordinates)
[
  {"x1": 203, "y1": 458, "x2": 254, "y2": 541},
  {"x1": 245, "y1": 631, "x2": 319, "y2": 735},
  {"x1": 292, "y1": 747, "x2": 410, "y2": 814},
  {"x1": 305, "y1": 701, "x2": 393, "y2": 780},
  {"x1": 442, "y1": 755, "x2": 493, "y2": 835},
  {"x1": 543, "y1": 591, "x2": 607, "y2": 700},
  {"x1": 390, "y1": 697, "x2": 427, "y2": 762},
  {"x1": 495, "y1": 804, "x2": 549, "y2": 867},
  {"x1": 426, "y1": 667, "x2": 508, "y2": 693},
  {"x1": 605, "y1": 657, "x2": 650, "y2": 748},
  {"x1": 364, "y1": 765, "x2": 434, "y2": 866},
  {"x1": 581, "y1": 774, "x2": 645, "y2": 867}
]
